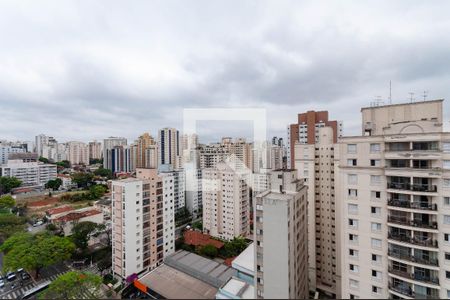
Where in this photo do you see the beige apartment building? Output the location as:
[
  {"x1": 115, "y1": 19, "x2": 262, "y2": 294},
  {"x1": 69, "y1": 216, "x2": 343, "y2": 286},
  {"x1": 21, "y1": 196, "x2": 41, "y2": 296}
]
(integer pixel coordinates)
[
  {"x1": 67, "y1": 141, "x2": 89, "y2": 165},
  {"x1": 88, "y1": 140, "x2": 102, "y2": 161},
  {"x1": 295, "y1": 126, "x2": 341, "y2": 298},
  {"x1": 202, "y1": 162, "x2": 250, "y2": 240},
  {"x1": 254, "y1": 169, "x2": 309, "y2": 299},
  {"x1": 112, "y1": 168, "x2": 165, "y2": 279},
  {"x1": 337, "y1": 99, "x2": 450, "y2": 299}
]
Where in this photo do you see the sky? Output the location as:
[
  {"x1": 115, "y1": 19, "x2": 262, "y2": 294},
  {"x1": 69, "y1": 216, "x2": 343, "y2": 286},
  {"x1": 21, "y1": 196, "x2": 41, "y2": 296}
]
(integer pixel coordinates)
[{"x1": 1, "y1": 0, "x2": 449, "y2": 144}]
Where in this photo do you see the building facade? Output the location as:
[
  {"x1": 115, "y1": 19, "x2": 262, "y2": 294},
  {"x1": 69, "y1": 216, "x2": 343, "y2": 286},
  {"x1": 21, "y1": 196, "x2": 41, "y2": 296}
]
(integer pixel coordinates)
[
  {"x1": 254, "y1": 170, "x2": 309, "y2": 299},
  {"x1": 337, "y1": 99, "x2": 450, "y2": 299},
  {"x1": 103, "y1": 137, "x2": 127, "y2": 169},
  {"x1": 0, "y1": 159, "x2": 57, "y2": 187},
  {"x1": 67, "y1": 141, "x2": 89, "y2": 165},
  {"x1": 89, "y1": 140, "x2": 102, "y2": 161},
  {"x1": 158, "y1": 128, "x2": 181, "y2": 169}
]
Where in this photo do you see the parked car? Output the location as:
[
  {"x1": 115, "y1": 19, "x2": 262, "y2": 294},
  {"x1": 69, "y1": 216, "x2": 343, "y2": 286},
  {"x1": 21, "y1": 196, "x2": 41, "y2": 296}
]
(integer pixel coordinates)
[
  {"x1": 0, "y1": 279, "x2": 5, "y2": 288},
  {"x1": 17, "y1": 268, "x2": 24, "y2": 273},
  {"x1": 21, "y1": 273, "x2": 30, "y2": 280},
  {"x1": 6, "y1": 272, "x2": 16, "y2": 281},
  {"x1": 33, "y1": 221, "x2": 43, "y2": 227}
]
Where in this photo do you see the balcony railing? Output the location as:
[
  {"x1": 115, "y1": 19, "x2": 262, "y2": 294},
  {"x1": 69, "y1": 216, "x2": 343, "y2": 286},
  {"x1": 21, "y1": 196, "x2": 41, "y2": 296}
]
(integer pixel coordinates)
[
  {"x1": 388, "y1": 283, "x2": 414, "y2": 298},
  {"x1": 388, "y1": 216, "x2": 438, "y2": 229},
  {"x1": 388, "y1": 250, "x2": 439, "y2": 266},
  {"x1": 388, "y1": 233, "x2": 438, "y2": 248},
  {"x1": 388, "y1": 268, "x2": 439, "y2": 285},
  {"x1": 387, "y1": 183, "x2": 437, "y2": 193},
  {"x1": 388, "y1": 200, "x2": 437, "y2": 211}
]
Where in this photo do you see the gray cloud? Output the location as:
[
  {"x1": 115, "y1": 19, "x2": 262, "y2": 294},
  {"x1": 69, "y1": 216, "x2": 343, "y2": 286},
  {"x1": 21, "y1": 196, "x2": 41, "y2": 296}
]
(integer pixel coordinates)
[{"x1": 0, "y1": 0, "x2": 449, "y2": 143}]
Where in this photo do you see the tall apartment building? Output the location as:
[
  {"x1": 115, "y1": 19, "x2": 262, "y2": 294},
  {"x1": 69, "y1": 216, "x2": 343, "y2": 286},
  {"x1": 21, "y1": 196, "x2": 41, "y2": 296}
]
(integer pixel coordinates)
[
  {"x1": 111, "y1": 168, "x2": 166, "y2": 279},
  {"x1": 158, "y1": 173, "x2": 176, "y2": 256},
  {"x1": 136, "y1": 133, "x2": 156, "y2": 168},
  {"x1": 287, "y1": 111, "x2": 342, "y2": 169},
  {"x1": 254, "y1": 170, "x2": 309, "y2": 299},
  {"x1": 88, "y1": 140, "x2": 102, "y2": 161},
  {"x1": 0, "y1": 145, "x2": 26, "y2": 165},
  {"x1": 103, "y1": 137, "x2": 127, "y2": 169},
  {"x1": 159, "y1": 166, "x2": 186, "y2": 213},
  {"x1": 185, "y1": 168, "x2": 202, "y2": 216},
  {"x1": 35, "y1": 134, "x2": 58, "y2": 162},
  {"x1": 252, "y1": 141, "x2": 283, "y2": 174},
  {"x1": 224, "y1": 138, "x2": 253, "y2": 171},
  {"x1": 0, "y1": 159, "x2": 57, "y2": 187},
  {"x1": 337, "y1": 99, "x2": 450, "y2": 299},
  {"x1": 67, "y1": 141, "x2": 89, "y2": 165},
  {"x1": 294, "y1": 127, "x2": 341, "y2": 297},
  {"x1": 158, "y1": 128, "x2": 181, "y2": 169},
  {"x1": 202, "y1": 163, "x2": 250, "y2": 240},
  {"x1": 199, "y1": 143, "x2": 230, "y2": 169}
]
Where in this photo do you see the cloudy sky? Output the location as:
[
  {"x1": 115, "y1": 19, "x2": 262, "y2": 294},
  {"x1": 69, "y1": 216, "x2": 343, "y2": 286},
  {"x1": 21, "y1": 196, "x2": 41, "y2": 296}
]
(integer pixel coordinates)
[{"x1": 1, "y1": 1, "x2": 449, "y2": 144}]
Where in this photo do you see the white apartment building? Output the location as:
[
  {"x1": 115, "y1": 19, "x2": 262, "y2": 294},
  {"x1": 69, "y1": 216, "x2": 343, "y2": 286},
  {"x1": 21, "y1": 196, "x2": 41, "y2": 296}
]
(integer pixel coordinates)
[
  {"x1": 202, "y1": 163, "x2": 250, "y2": 240},
  {"x1": 89, "y1": 141, "x2": 102, "y2": 160},
  {"x1": 0, "y1": 145, "x2": 25, "y2": 164},
  {"x1": 294, "y1": 126, "x2": 341, "y2": 297},
  {"x1": 159, "y1": 173, "x2": 176, "y2": 256},
  {"x1": 185, "y1": 168, "x2": 202, "y2": 216},
  {"x1": 112, "y1": 169, "x2": 165, "y2": 280},
  {"x1": 67, "y1": 141, "x2": 89, "y2": 165},
  {"x1": 337, "y1": 99, "x2": 450, "y2": 299},
  {"x1": 35, "y1": 134, "x2": 58, "y2": 161},
  {"x1": 103, "y1": 137, "x2": 127, "y2": 169},
  {"x1": 0, "y1": 159, "x2": 57, "y2": 187},
  {"x1": 254, "y1": 169, "x2": 309, "y2": 299},
  {"x1": 199, "y1": 143, "x2": 230, "y2": 169}
]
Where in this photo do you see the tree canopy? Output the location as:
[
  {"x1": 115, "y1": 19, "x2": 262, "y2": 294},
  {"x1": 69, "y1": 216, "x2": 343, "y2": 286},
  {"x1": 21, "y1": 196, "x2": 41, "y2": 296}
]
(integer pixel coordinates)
[
  {"x1": 56, "y1": 160, "x2": 71, "y2": 169},
  {"x1": 38, "y1": 156, "x2": 50, "y2": 164},
  {"x1": 0, "y1": 214, "x2": 27, "y2": 242},
  {"x1": 0, "y1": 176, "x2": 22, "y2": 194},
  {"x1": 0, "y1": 195, "x2": 15, "y2": 209},
  {"x1": 0, "y1": 232, "x2": 75, "y2": 278},
  {"x1": 45, "y1": 178, "x2": 63, "y2": 191},
  {"x1": 38, "y1": 271, "x2": 103, "y2": 299},
  {"x1": 71, "y1": 221, "x2": 100, "y2": 251},
  {"x1": 198, "y1": 244, "x2": 218, "y2": 258},
  {"x1": 71, "y1": 172, "x2": 94, "y2": 189},
  {"x1": 220, "y1": 237, "x2": 248, "y2": 258},
  {"x1": 93, "y1": 167, "x2": 112, "y2": 179}
]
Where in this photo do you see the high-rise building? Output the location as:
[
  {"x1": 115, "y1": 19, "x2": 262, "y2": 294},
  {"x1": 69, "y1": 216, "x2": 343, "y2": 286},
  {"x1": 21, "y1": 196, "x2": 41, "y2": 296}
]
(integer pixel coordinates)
[
  {"x1": 35, "y1": 134, "x2": 58, "y2": 161},
  {"x1": 287, "y1": 111, "x2": 342, "y2": 169},
  {"x1": 0, "y1": 145, "x2": 26, "y2": 165},
  {"x1": 294, "y1": 127, "x2": 341, "y2": 297},
  {"x1": 159, "y1": 166, "x2": 186, "y2": 213},
  {"x1": 106, "y1": 145, "x2": 135, "y2": 174},
  {"x1": 103, "y1": 137, "x2": 127, "y2": 169},
  {"x1": 252, "y1": 141, "x2": 283, "y2": 174},
  {"x1": 111, "y1": 168, "x2": 166, "y2": 279},
  {"x1": 67, "y1": 141, "x2": 89, "y2": 165},
  {"x1": 337, "y1": 99, "x2": 450, "y2": 299},
  {"x1": 88, "y1": 140, "x2": 102, "y2": 161},
  {"x1": 185, "y1": 168, "x2": 202, "y2": 216},
  {"x1": 254, "y1": 169, "x2": 309, "y2": 299},
  {"x1": 199, "y1": 143, "x2": 230, "y2": 169},
  {"x1": 159, "y1": 172, "x2": 176, "y2": 256},
  {"x1": 158, "y1": 128, "x2": 181, "y2": 169},
  {"x1": 136, "y1": 133, "x2": 156, "y2": 168},
  {"x1": 202, "y1": 163, "x2": 250, "y2": 240}
]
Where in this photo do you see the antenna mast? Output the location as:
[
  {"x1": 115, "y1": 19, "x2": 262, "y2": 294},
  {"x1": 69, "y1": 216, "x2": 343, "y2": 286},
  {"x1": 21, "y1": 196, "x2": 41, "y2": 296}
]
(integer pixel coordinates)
[{"x1": 409, "y1": 92, "x2": 414, "y2": 103}]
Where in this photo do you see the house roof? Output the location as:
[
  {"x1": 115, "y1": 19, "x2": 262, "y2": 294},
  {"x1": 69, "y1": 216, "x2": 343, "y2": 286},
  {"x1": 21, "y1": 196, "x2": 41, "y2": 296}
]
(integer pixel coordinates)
[
  {"x1": 46, "y1": 206, "x2": 74, "y2": 216},
  {"x1": 54, "y1": 209, "x2": 102, "y2": 223},
  {"x1": 184, "y1": 230, "x2": 224, "y2": 249}
]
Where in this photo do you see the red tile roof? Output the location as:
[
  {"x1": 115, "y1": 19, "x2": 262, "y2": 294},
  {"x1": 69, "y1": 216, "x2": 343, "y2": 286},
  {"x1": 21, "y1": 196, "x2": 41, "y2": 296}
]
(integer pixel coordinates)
[
  {"x1": 183, "y1": 230, "x2": 224, "y2": 249},
  {"x1": 46, "y1": 206, "x2": 74, "y2": 216},
  {"x1": 54, "y1": 209, "x2": 102, "y2": 223},
  {"x1": 224, "y1": 257, "x2": 236, "y2": 267},
  {"x1": 28, "y1": 198, "x2": 59, "y2": 207}
]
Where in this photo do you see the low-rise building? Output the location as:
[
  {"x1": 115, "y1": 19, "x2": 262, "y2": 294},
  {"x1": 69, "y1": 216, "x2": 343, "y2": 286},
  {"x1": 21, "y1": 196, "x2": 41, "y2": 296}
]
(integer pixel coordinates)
[
  {"x1": 0, "y1": 159, "x2": 57, "y2": 187},
  {"x1": 52, "y1": 208, "x2": 103, "y2": 236}
]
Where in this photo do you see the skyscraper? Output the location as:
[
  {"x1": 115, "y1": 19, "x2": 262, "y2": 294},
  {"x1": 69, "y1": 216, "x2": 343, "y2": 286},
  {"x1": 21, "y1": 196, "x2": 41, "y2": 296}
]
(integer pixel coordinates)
[
  {"x1": 158, "y1": 128, "x2": 181, "y2": 169},
  {"x1": 136, "y1": 133, "x2": 156, "y2": 168},
  {"x1": 88, "y1": 140, "x2": 102, "y2": 161},
  {"x1": 254, "y1": 169, "x2": 309, "y2": 299},
  {"x1": 103, "y1": 137, "x2": 127, "y2": 170}
]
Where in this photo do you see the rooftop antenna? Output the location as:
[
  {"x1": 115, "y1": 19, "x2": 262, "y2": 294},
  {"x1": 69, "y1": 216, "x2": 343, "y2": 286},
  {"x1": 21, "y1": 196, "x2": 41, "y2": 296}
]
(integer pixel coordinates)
[
  {"x1": 422, "y1": 90, "x2": 428, "y2": 101},
  {"x1": 389, "y1": 80, "x2": 392, "y2": 104},
  {"x1": 409, "y1": 92, "x2": 415, "y2": 103}
]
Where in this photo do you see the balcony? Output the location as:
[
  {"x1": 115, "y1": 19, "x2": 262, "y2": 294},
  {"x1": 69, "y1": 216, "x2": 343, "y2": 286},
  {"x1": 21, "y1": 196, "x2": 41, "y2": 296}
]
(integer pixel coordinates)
[
  {"x1": 388, "y1": 216, "x2": 438, "y2": 230},
  {"x1": 388, "y1": 268, "x2": 439, "y2": 285},
  {"x1": 388, "y1": 283, "x2": 414, "y2": 298},
  {"x1": 388, "y1": 233, "x2": 438, "y2": 248},
  {"x1": 387, "y1": 200, "x2": 437, "y2": 211},
  {"x1": 387, "y1": 183, "x2": 437, "y2": 193},
  {"x1": 388, "y1": 250, "x2": 439, "y2": 267}
]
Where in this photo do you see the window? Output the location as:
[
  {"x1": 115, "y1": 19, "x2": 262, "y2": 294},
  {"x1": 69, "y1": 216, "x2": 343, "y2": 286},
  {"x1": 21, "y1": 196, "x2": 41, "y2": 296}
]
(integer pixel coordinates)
[
  {"x1": 371, "y1": 191, "x2": 381, "y2": 200},
  {"x1": 349, "y1": 249, "x2": 359, "y2": 258},
  {"x1": 370, "y1": 159, "x2": 381, "y2": 167},
  {"x1": 348, "y1": 174, "x2": 358, "y2": 185},
  {"x1": 444, "y1": 179, "x2": 450, "y2": 188},
  {"x1": 348, "y1": 159, "x2": 357, "y2": 166},
  {"x1": 349, "y1": 264, "x2": 359, "y2": 273},
  {"x1": 443, "y1": 142, "x2": 450, "y2": 152},
  {"x1": 349, "y1": 279, "x2": 359, "y2": 289},
  {"x1": 446, "y1": 271, "x2": 450, "y2": 279},
  {"x1": 348, "y1": 204, "x2": 358, "y2": 214},
  {"x1": 370, "y1": 175, "x2": 381, "y2": 185},
  {"x1": 372, "y1": 286, "x2": 381, "y2": 294},
  {"x1": 445, "y1": 197, "x2": 450, "y2": 206},
  {"x1": 349, "y1": 234, "x2": 358, "y2": 243},
  {"x1": 372, "y1": 254, "x2": 381, "y2": 264},
  {"x1": 446, "y1": 234, "x2": 450, "y2": 243},
  {"x1": 445, "y1": 215, "x2": 450, "y2": 225},
  {"x1": 370, "y1": 143, "x2": 381, "y2": 153},
  {"x1": 348, "y1": 189, "x2": 358, "y2": 198},
  {"x1": 371, "y1": 206, "x2": 381, "y2": 216},
  {"x1": 372, "y1": 270, "x2": 381, "y2": 280},
  {"x1": 371, "y1": 222, "x2": 382, "y2": 232},
  {"x1": 347, "y1": 144, "x2": 357, "y2": 154},
  {"x1": 349, "y1": 219, "x2": 358, "y2": 228},
  {"x1": 371, "y1": 238, "x2": 382, "y2": 249},
  {"x1": 444, "y1": 161, "x2": 450, "y2": 169}
]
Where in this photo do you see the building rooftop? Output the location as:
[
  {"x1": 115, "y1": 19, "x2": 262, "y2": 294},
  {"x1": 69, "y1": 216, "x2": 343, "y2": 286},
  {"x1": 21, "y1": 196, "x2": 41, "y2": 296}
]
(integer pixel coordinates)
[
  {"x1": 217, "y1": 277, "x2": 255, "y2": 299},
  {"x1": 46, "y1": 205, "x2": 74, "y2": 216},
  {"x1": 164, "y1": 250, "x2": 236, "y2": 288},
  {"x1": 184, "y1": 230, "x2": 225, "y2": 249},
  {"x1": 360, "y1": 98, "x2": 443, "y2": 111},
  {"x1": 137, "y1": 264, "x2": 218, "y2": 299},
  {"x1": 53, "y1": 209, "x2": 102, "y2": 222},
  {"x1": 231, "y1": 243, "x2": 254, "y2": 276}
]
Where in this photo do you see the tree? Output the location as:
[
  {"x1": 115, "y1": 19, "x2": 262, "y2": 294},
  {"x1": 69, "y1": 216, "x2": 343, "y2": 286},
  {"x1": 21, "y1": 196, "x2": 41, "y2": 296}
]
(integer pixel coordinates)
[
  {"x1": 56, "y1": 160, "x2": 71, "y2": 169},
  {"x1": 89, "y1": 158, "x2": 103, "y2": 165},
  {"x1": 198, "y1": 244, "x2": 218, "y2": 258},
  {"x1": 221, "y1": 237, "x2": 248, "y2": 258},
  {"x1": 38, "y1": 271, "x2": 102, "y2": 299},
  {"x1": 192, "y1": 221, "x2": 203, "y2": 231},
  {"x1": 97, "y1": 258, "x2": 112, "y2": 276},
  {"x1": 0, "y1": 195, "x2": 15, "y2": 209},
  {"x1": 93, "y1": 167, "x2": 112, "y2": 179},
  {"x1": 38, "y1": 156, "x2": 50, "y2": 164},
  {"x1": 94, "y1": 223, "x2": 111, "y2": 246},
  {"x1": 71, "y1": 173, "x2": 94, "y2": 189},
  {"x1": 88, "y1": 185, "x2": 107, "y2": 199},
  {"x1": 71, "y1": 221, "x2": 99, "y2": 251},
  {"x1": 45, "y1": 178, "x2": 63, "y2": 191},
  {"x1": 0, "y1": 232, "x2": 75, "y2": 278},
  {"x1": 0, "y1": 176, "x2": 22, "y2": 194},
  {"x1": 0, "y1": 214, "x2": 27, "y2": 242}
]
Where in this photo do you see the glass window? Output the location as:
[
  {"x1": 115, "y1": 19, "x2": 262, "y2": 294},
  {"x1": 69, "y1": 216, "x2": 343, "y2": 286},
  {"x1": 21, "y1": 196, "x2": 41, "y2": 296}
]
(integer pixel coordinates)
[
  {"x1": 347, "y1": 144, "x2": 357, "y2": 154},
  {"x1": 444, "y1": 197, "x2": 450, "y2": 206},
  {"x1": 349, "y1": 219, "x2": 358, "y2": 228},
  {"x1": 348, "y1": 204, "x2": 358, "y2": 214},
  {"x1": 443, "y1": 142, "x2": 450, "y2": 153},
  {"x1": 370, "y1": 143, "x2": 381, "y2": 153},
  {"x1": 348, "y1": 174, "x2": 358, "y2": 185},
  {"x1": 445, "y1": 215, "x2": 450, "y2": 225},
  {"x1": 444, "y1": 179, "x2": 450, "y2": 188},
  {"x1": 444, "y1": 161, "x2": 450, "y2": 169},
  {"x1": 348, "y1": 189, "x2": 358, "y2": 198},
  {"x1": 349, "y1": 279, "x2": 359, "y2": 289},
  {"x1": 347, "y1": 159, "x2": 357, "y2": 166},
  {"x1": 371, "y1": 238, "x2": 382, "y2": 249},
  {"x1": 370, "y1": 175, "x2": 381, "y2": 185},
  {"x1": 349, "y1": 264, "x2": 359, "y2": 273},
  {"x1": 371, "y1": 222, "x2": 381, "y2": 232}
]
